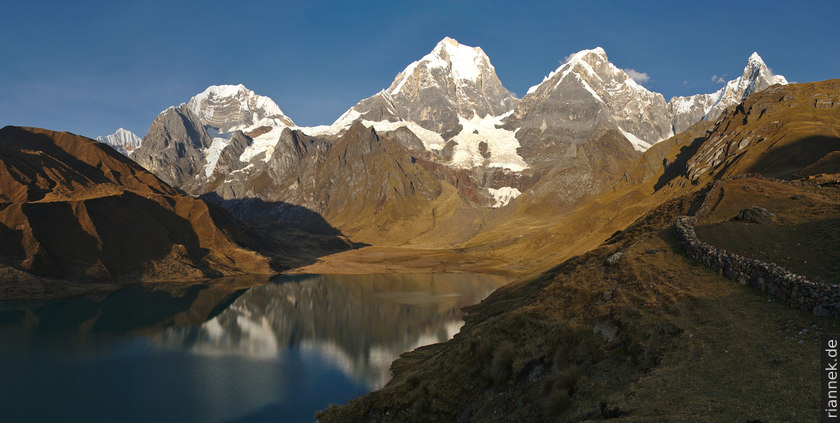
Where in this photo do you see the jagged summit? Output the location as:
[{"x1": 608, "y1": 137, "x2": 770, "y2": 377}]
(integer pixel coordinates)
[
  {"x1": 668, "y1": 52, "x2": 787, "y2": 133},
  {"x1": 187, "y1": 84, "x2": 294, "y2": 132},
  {"x1": 511, "y1": 47, "x2": 788, "y2": 150},
  {"x1": 732, "y1": 52, "x2": 788, "y2": 95},
  {"x1": 526, "y1": 47, "x2": 615, "y2": 95},
  {"x1": 330, "y1": 37, "x2": 515, "y2": 141},
  {"x1": 388, "y1": 37, "x2": 496, "y2": 95}
]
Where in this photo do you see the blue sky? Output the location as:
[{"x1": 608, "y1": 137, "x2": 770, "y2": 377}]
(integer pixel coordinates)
[{"x1": 1, "y1": 0, "x2": 838, "y2": 138}]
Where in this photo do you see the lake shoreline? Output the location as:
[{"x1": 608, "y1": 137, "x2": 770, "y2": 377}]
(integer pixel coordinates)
[{"x1": 0, "y1": 247, "x2": 523, "y2": 301}]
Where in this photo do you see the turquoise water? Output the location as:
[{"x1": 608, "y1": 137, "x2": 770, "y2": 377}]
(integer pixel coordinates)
[{"x1": 0, "y1": 273, "x2": 506, "y2": 423}]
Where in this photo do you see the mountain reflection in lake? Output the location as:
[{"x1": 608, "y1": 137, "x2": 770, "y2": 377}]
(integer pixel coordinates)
[{"x1": 0, "y1": 273, "x2": 506, "y2": 423}]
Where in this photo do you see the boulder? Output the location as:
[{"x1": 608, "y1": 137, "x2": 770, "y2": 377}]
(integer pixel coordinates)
[{"x1": 734, "y1": 206, "x2": 777, "y2": 224}]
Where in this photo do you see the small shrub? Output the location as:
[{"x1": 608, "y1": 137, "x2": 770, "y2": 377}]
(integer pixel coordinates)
[
  {"x1": 556, "y1": 365, "x2": 580, "y2": 392},
  {"x1": 490, "y1": 341, "x2": 517, "y2": 385},
  {"x1": 542, "y1": 365, "x2": 581, "y2": 395},
  {"x1": 543, "y1": 389, "x2": 570, "y2": 417},
  {"x1": 405, "y1": 373, "x2": 420, "y2": 389}
]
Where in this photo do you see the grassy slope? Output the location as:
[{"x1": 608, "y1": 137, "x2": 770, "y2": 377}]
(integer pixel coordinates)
[
  {"x1": 695, "y1": 177, "x2": 840, "y2": 284},
  {"x1": 319, "y1": 80, "x2": 840, "y2": 421},
  {"x1": 320, "y1": 191, "x2": 834, "y2": 422}
]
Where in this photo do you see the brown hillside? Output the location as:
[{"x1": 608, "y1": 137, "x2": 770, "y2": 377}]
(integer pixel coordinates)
[{"x1": 0, "y1": 126, "x2": 275, "y2": 293}]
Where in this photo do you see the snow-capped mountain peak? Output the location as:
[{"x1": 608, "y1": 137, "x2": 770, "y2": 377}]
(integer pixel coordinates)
[
  {"x1": 429, "y1": 37, "x2": 493, "y2": 82},
  {"x1": 513, "y1": 46, "x2": 671, "y2": 151},
  {"x1": 327, "y1": 36, "x2": 515, "y2": 140},
  {"x1": 388, "y1": 37, "x2": 497, "y2": 96},
  {"x1": 525, "y1": 47, "x2": 647, "y2": 97},
  {"x1": 96, "y1": 127, "x2": 142, "y2": 156},
  {"x1": 187, "y1": 84, "x2": 294, "y2": 132}
]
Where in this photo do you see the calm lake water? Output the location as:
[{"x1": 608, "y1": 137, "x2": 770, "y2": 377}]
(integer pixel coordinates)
[{"x1": 0, "y1": 273, "x2": 506, "y2": 423}]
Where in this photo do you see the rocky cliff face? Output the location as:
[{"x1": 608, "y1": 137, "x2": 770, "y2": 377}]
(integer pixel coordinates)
[
  {"x1": 506, "y1": 48, "x2": 672, "y2": 155},
  {"x1": 200, "y1": 122, "x2": 447, "y2": 242},
  {"x1": 132, "y1": 104, "x2": 213, "y2": 192}
]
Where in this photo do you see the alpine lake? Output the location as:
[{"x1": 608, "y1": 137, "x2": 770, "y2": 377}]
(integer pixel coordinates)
[{"x1": 0, "y1": 273, "x2": 507, "y2": 422}]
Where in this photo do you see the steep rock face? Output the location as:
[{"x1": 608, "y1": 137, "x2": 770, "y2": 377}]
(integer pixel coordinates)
[
  {"x1": 309, "y1": 122, "x2": 443, "y2": 222},
  {"x1": 507, "y1": 48, "x2": 672, "y2": 154},
  {"x1": 669, "y1": 52, "x2": 788, "y2": 134},
  {"x1": 132, "y1": 104, "x2": 214, "y2": 192},
  {"x1": 0, "y1": 126, "x2": 273, "y2": 283},
  {"x1": 513, "y1": 128, "x2": 641, "y2": 211},
  {"x1": 201, "y1": 127, "x2": 332, "y2": 228},
  {"x1": 95, "y1": 128, "x2": 142, "y2": 156},
  {"x1": 201, "y1": 122, "x2": 448, "y2": 241}
]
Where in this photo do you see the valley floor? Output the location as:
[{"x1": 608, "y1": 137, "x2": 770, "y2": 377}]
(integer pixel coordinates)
[{"x1": 285, "y1": 246, "x2": 523, "y2": 277}]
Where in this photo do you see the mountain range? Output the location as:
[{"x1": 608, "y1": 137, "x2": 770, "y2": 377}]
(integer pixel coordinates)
[
  {"x1": 100, "y1": 38, "x2": 786, "y2": 245},
  {"x1": 3, "y1": 35, "x2": 839, "y2": 422}
]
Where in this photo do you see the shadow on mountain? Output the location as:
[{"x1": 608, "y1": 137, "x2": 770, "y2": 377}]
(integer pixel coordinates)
[
  {"x1": 654, "y1": 136, "x2": 706, "y2": 190},
  {"x1": 201, "y1": 192, "x2": 344, "y2": 237},
  {"x1": 9, "y1": 191, "x2": 219, "y2": 281},
  {"x1": 200, "y1": 193, "x2": 369, "y2": 272},
  {"x1": 748, "y1": 135, "x2": 840, "y2": 179}
]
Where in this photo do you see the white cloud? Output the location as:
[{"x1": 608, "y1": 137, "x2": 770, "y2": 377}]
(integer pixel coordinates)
[
  {"x1": 711, "y1": 74, "x2": 727, "y2": 84},
  {"x1": 622, "y1": 68, "x2": 650, "y2": 84}
]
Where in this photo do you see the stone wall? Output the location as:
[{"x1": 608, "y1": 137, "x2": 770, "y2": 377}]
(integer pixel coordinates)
[{"x1": 673, "y1": 178, "x2": 840, "y2": 318}]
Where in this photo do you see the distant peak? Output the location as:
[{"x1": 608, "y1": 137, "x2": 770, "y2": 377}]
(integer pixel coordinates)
[
  {"x1": 198, "y1": 84, "x2": 251, "y2": 98},
  {"x1": 187, "y1": 83, "x2": 292, "y2": 131},
  {"x1": 745, "y1": 52, "x2": 768, "y2": 73},
  {"x1": 388, "y1": 37, "x2": 494, "y2": 95},
  {"x1": 525, "y1": 47, "x2": 614, "y2": 95},
  {"x1": 431, "y1": 37, "x2": 488, "y2": 61},
  {"x1": 739, "y1": 51, "x2": 787, "y2": 86},
  {"x1": 438, "y1": 36, "x2": 460, "y2": 47},
  {"x1": 563, "y1": 47, "x2": 609, "y2": 65}
]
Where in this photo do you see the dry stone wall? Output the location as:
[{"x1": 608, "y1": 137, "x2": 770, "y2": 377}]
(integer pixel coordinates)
[{"x1": 673, "y1": 177, "x2": 840, "y2": 318}]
